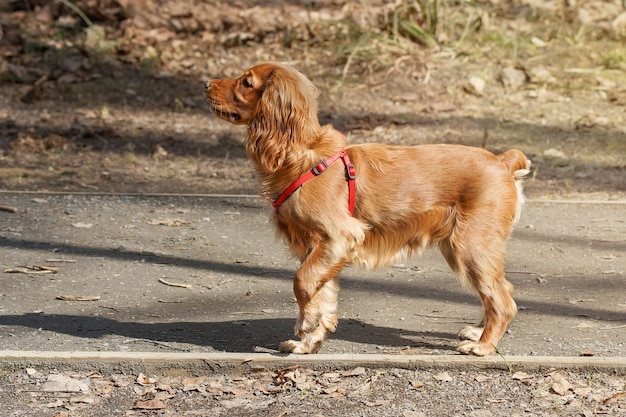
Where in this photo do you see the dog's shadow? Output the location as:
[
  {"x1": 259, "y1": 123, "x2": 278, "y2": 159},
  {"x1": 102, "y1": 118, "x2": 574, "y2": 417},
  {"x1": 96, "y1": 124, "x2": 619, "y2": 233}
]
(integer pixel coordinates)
[{"x1": 0, "y1": 313, "x2": 458, "y2": 353}]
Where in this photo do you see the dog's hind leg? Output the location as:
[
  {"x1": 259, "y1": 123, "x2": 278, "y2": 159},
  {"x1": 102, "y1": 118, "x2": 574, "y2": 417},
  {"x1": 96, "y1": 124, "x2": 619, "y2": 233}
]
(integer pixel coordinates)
[
  {"x1": 441, "y1": 226, "x2": 517, "y2": 356},
  {"x1": 279, "y1": 241, "x2": 345, "y2": 354},
  {"x1": 457, "y1": 272, "x2": 516, "y2": 356}
]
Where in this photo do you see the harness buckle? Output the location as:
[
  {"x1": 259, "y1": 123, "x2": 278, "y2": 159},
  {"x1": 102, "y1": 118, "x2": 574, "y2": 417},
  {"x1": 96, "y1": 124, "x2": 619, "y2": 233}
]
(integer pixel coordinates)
[
  {"x1": 345, "y1": 164, "x2": 356, "y2": 180},
  {"x1": 313, "y1": 161, "x2": 329, "y2": 176}
]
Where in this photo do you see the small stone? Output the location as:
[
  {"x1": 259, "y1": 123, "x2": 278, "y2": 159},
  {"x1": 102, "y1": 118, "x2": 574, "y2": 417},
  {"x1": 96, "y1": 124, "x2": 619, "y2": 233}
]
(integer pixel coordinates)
[
  {"x1": 500, "y1": 67, "x2": 526, "y2": 90},
  {"x1": 464, "y1": 76, "x2": 486, "y2": 96},
  {"x1": 543, "y1": 148, "x2": 566, "y2": 160},
  {"x1": 528, "y1": 67, "x2": 555, "y2": 84},
  {"x1": 612, "y1": 12, "x2": 626, "y2": 36}
]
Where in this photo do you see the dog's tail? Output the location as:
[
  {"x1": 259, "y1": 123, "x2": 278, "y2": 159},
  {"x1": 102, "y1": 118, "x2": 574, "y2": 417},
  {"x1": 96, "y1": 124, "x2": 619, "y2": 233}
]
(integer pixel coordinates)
[
  {"x1": 498, "y1": 149, "x2": 531, "y2": 227},
  {"x1": 498, "y1": 149, "x2": 531, "y2": 179}
]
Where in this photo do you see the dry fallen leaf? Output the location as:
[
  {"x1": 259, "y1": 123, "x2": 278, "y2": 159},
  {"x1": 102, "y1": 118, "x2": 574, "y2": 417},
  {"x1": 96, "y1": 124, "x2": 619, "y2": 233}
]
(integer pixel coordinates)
[
  {"x1": 155, "y1": 391, "x2": 175, "y2": 401},
  {"x1": 69, "y1": 395, "x2": 95, "y2": 404},
  {"x1": 46, "y1": 399, "x2": 66, "y2": 408},
  {"x1": 134, "y1": 385, "x2": 149, "y2": 395},
  {"x1": 433, "y1": 372, "x2": 452, "y2": 382},
  {"x1": 156, "y1": 382, "x2": 174, "y2": 393},
  {"x1": 602, "y1": 391, "x2": 626, "y2": 404},
  {"x1": 182, "y1": 376, "x2": 207, "y2": 391},
  {"x1": 322, "y1": 385, "x2": 345, "y2": 397},
  {"x1": 549, "y1": 370, "x2": 573, "y2": 396},
  {"x1": 136, "y1": 373, "x2": 156, "y2": 385},
  {"x1": 133, "y1": 399, "x2": 166, "y2": 410},
  {"x1": 512, "y1": 371, "x2": 532, "y2": 381},
  {"x1": 341, "y1": 367, "x2": 366, "y2": 377},
  {"x1": 410, "y1": 380, "x2": 425, "y2": 388}
]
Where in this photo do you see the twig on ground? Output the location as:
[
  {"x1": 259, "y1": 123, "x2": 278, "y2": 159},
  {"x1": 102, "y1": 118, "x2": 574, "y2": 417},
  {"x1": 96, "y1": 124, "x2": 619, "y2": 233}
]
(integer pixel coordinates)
[
  {"x1": 0, "y1": 204, "x2": 18, "y2": 213},
  {"x1": 158, "y1": 278, "x2": 192, "y2": 288}
]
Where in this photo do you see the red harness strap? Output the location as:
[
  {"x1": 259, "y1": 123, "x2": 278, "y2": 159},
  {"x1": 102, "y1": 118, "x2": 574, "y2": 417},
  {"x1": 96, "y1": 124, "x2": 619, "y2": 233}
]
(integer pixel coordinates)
[{"x1": 272, "y1": 150, "x2": 356, "y2": 215}]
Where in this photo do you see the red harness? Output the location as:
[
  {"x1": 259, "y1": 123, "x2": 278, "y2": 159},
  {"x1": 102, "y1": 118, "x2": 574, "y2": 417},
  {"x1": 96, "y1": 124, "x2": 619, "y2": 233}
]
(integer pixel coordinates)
[{"x1": 272, "y1": 150, "x2": 356, "y2": 215}]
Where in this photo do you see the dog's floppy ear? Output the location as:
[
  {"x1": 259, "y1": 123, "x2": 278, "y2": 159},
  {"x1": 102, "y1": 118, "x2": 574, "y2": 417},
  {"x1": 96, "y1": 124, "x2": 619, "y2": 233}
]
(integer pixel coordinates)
[{"x1": 246, "y1": 64, "x2": 320, "y2": 173}]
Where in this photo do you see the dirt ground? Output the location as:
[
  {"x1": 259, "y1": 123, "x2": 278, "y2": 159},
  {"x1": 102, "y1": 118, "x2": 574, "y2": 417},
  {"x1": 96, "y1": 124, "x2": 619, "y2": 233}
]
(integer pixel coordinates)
[
  {"x1": 0, "y1": 0, "x2": 625, "y2": 198},
  {"x1": 1, "y1": 364, "x2": 625, "y2": 417},
  {"x1": 1, "y1": 0, "x2": 626, "y2": 416}
]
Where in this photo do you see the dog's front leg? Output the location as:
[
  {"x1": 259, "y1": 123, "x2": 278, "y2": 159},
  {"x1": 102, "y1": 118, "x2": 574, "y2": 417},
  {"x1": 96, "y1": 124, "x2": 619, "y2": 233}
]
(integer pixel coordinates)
[{"x1": 279, "y1": 242, "x2": 345, "y2": 354}]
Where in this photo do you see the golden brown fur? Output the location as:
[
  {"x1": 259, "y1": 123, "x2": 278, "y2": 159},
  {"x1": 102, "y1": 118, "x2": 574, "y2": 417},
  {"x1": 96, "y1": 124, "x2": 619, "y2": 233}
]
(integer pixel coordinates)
[{"x1": 204, "y1": 62, "x2": 531, "y2": 356}]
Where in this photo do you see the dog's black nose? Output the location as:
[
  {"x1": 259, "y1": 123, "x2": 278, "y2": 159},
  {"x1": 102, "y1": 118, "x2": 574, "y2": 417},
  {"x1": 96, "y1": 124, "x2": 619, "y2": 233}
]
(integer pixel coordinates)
[{"x1": 204, "y1": 80, "x2": 212, "y2": 91}]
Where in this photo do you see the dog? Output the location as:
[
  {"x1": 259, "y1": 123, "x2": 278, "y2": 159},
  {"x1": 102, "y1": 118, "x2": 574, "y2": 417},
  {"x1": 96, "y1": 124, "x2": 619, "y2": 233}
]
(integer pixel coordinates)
[{"x1": 204, "y1": 62, "x2": 531, "y2": 356}]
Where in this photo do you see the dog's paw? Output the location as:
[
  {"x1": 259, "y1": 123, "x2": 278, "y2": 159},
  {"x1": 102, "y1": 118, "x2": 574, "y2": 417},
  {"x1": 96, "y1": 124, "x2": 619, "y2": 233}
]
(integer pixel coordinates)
[
  {"x1": 279, "y1": 339, "x2": 319, "y2": 354},
  {"x1": 279, "y1": 340, "x2": 308, "y2": 354},
  {"x1": 458, "y1": 325, "x2": 483, "y2": 342},
  {"x1": 457, "y1": 340, "x2": 496, "y2": 356}
]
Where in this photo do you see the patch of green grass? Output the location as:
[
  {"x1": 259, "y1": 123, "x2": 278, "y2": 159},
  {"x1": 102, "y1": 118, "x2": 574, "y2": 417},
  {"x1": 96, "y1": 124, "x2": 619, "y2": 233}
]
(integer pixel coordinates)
[
  {"x1": 125, "y1": 152, "x2": 137, "y2": 163},
  {"x1": 391, "y1": 1, "x2": 439, "y2": 47},
  {"x1": 59, "y1": 0, "x2": 93, "y2": 27},
  {"x1": 601, "y1": 47, "x2": 626, "y2": 70},
  {"x1": 83, "y1": 25, "x2": 117, "y2": 58},
  {"x1": 300, "y1": 1, "x2": 441, "y2": 75},
  {"x1": 299, "y1": 0, "x2": 626, "y2": 81},
  {"x1": 495, "y1": 346, "x2": 514, "y2": 373}
]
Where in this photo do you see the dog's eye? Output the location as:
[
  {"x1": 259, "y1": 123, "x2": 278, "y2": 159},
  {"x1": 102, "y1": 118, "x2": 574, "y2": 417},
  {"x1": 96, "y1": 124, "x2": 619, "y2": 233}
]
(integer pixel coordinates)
[{"x1": 242, "y1": 78, "x2": 253, "y2": 88}]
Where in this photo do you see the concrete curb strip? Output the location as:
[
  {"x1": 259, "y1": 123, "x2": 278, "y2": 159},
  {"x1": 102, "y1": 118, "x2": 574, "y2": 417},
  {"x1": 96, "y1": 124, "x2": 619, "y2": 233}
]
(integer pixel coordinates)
[{"x1": 1, "y1": 351, "x2": 625, "y2": 374}]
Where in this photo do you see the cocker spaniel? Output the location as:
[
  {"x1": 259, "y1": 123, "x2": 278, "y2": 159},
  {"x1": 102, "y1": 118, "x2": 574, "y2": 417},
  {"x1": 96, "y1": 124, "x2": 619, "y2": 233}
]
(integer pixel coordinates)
[{"x1": 204, "y1": 62, "x2": 531, "y2": 356}]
